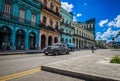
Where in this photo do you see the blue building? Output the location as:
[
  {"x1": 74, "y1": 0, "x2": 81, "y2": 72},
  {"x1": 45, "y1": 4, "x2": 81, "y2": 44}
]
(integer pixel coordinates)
[
  {"x1": 60, "y1": 8, "x2": 73, "y2": 43},
  {"x1": 0, "y1": 0, "x2": 41, "y2": 50}
]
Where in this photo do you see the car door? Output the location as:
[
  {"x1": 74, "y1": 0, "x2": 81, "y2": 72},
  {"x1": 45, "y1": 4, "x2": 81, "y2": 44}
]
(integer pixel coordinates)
[
  {"x1": 62, "y1": 44, "x2": 67, "y2": 54},
  {"x1": 59, "y1": 44, "x2": 65, "y2": 54}
]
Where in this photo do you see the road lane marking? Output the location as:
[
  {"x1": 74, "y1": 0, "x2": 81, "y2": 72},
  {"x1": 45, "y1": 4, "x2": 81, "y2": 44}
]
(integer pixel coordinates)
[{"x1": 0, "y1": 68, "x2": 40, "y2": 81}]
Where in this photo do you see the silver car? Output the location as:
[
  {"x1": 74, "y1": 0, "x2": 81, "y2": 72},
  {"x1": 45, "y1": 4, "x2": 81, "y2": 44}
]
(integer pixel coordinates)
[{"x1": 43, "y1": 43, "x2": 70, "y2": 56}]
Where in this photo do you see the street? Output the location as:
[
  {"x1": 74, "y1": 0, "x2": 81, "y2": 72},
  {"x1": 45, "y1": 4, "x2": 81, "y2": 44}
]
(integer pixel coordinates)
[
  {"x1": 0, "y1": 50, "x2": 94, "y2": 81},
  {"x1": 0, "y1": 49, "x2": 116, "y2": 81}
]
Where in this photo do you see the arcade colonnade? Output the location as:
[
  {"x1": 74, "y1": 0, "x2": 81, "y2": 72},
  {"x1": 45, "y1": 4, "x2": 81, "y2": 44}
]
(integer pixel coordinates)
[
  {"x1": 40, "y1": 30, "x2": 59, "y2": 49},
  {"x1": 73, "y1": 38, "x2": 94, "y2": 49},
  {"x1": 0, "y1": 25, "x2": 39, "y2": 50}
]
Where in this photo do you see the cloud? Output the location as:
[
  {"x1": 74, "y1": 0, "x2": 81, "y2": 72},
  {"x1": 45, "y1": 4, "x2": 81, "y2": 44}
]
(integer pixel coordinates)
[
  {"x1": 96, "y1": 32, "x2": 102, "y2": 40},
  {"x1": 108, "y1": 15, "x2": 120, "y2": 28},
  {"x1": 77, "y1": 13, "x2": 82, "y2": 17},
  {"x1": 96, "y1": 28, "x2": 120, "y2": 42},
  {"x1": 61, "y1": 2, "x2": 74, "y2": 12},
  {"x1": 98, "y1": 19, "x2": 109, "y2": 27},
  {"x1": 73, "y1": 16, "x2": 77, "y2": 22},
  {"x1": 115, "y1": 35, "x2": 120, "y2": 42}
]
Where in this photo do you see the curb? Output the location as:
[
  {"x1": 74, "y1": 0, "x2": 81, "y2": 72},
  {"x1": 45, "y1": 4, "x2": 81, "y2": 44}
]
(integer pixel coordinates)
[
  {"x1": 0, "y1": 51, "x2": 43, "y2": 55},
  {"x1": 41, "y1": 65, "x2": 119, "y2": 81}
]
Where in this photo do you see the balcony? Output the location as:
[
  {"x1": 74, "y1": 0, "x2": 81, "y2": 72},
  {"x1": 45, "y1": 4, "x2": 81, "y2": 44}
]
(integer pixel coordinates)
[
  {"x1": 60, "y1": 31, "x2": 72, "y2": 36},
  {"x1": 40, "y1": 23, "x2": 60, "y2": 33},
  {"x1": 42, "y1": 5, "x2": 61, "y2": 18},
  {"x1": 0, "y1": 12, "x2": 40, "y2": 28},
  {"x1": 73, "y1": 34, "x2": 85, "y2": 38},
  {"x1": 60, "y1": 22, "x2": 72, "y2": 28}
]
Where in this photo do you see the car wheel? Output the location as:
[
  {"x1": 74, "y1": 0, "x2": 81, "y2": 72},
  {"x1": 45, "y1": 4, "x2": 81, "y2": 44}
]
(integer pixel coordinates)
[
  {"x1": 45, "y1": 53, "x2": 48, "y2": 55},
  {"x1": 66, "y1": 50, "x2": 69, "y2": 54},
  {"x1": 54, "y1": 50, "x2": 59, "y2": 56},
  {"x1": 45, "y1": 51, "x2": 48, "y2": 55}
]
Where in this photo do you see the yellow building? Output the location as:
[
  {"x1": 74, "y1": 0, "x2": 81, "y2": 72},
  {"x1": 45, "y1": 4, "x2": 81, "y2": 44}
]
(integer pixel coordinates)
[
  {"x1": 72, "y1": 19, "x2": 95, "y2": 49},
  {"x1": 38, "y1": 0, "x2": 61, "y2": 49}
]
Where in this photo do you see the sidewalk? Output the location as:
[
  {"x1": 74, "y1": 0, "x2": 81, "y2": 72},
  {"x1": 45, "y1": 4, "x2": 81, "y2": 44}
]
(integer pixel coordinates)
[
  {"x1": 0, "y1": 49, "x2": 43, "y2": 55},
  {"x1": 41, "y1": 49, "x2": 120, "y2": 81}
]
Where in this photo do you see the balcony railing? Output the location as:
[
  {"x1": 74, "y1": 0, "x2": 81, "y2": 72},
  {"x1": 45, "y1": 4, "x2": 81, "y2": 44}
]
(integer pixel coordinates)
[
  {"x1": 73, "y1": 34, "x2": 85, "y2": 38},
  {"x1": 60, "y1": 22, "x2": 72, "y2": 28},
  {"x1": 60, "y1": 31, "x2": 72, "y2": 36},
  {"x1": 40, "y1": 23, "x2": 60, "y2": 33},
  {"x1": 73, "y1": 33, "x2": 95, "y2": 41},
  {"x1": 42, "y1": 5, "x2": 61, "y2": 18},
  {"x1": 0, "y1": 11, "x2": 40, "y2": 27}
]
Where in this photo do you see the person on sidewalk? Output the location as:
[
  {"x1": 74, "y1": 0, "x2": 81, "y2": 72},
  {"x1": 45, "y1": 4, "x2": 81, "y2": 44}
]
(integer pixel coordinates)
[
  {"x1": 2, "y1": 42, "x2": 5, "y2": 51},
  {"x1": 92, "y1": 45, "x2": 94, "y2": 53}
]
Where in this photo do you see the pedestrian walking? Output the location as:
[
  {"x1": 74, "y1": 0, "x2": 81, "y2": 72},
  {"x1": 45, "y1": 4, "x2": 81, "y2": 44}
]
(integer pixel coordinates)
[{"x1": 92, "y1": 45, "x2": 94, "y2": 53}]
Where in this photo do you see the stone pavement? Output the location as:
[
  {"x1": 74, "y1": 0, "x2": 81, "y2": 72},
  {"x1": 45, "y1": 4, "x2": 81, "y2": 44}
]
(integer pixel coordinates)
[{"x1": 41, "y1": 49, "x2": 120, "y2": 81}]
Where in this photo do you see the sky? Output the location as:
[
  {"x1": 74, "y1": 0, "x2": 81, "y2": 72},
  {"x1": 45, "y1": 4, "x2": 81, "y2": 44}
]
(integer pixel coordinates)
[{"x1": 61, "y1": 0, "x2": 120, "y2": 42}]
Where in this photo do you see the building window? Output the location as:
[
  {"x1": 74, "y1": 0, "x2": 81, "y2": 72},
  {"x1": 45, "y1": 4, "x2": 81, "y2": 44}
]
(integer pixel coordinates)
[
  {"x1": 69, "y1": 39, "x2": 71, "y2": 43},
  {"x1": 31, "y1": 14, "x2": 36, "y2": 26},
  {"x1": 19, "y1": 9, "x2": 25, "y2": 22},
  {"x1": 55, "y1": 22, "x2": 59, "y2": 30},
  {"x1": 62, "y1": 18, "x2": 64, "y2": 23},
  {"x1": 43, "y1": 16, "x2": 47, "y2": 25},
  {"x1": 56, "y1": 7, "x2": 58, "y2": 12},
  {"x1": 69, "y1": 22, "x2": 71, "y2": 26},
  {"x1": 4, "y1": 2, "x2": 11, "y2": 18},
  {"x1": 50, "y1": 2, "x2": 54, "y2": 10},
  {"x1": 77, "y1": 30, "x2": 78, "y2": 34},
  {"x1": 66, "y1": 20, "x2": 68, "y2": 24},
  {"x1": 49, "y1": 18, "x2": 53, "y2": 27},
  {"x1": 44, "y1": 0, "x2": 47, "y2": 7}
]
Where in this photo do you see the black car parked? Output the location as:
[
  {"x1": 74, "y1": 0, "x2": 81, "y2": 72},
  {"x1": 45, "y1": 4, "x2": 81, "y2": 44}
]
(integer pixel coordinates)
[{"x1": 43, "y1": 43, "x2": 70, "y2": 56}]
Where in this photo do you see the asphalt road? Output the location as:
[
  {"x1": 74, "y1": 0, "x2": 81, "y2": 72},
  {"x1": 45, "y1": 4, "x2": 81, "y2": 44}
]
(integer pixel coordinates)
[{"x1": 0, "y1": 50, "x2": 94, "y2": 81}]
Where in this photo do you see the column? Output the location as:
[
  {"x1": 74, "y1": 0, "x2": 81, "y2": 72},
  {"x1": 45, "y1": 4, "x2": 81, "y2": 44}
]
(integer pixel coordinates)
[
  {"x1": 46, "y1": 36, "x2": 48, "y2": 47},
  {"x1": 36, "y1": 13, "x2": 40, "y2": 24},
  {"x1": 35, "y1": 32, "x2": 40, "y2": 49},
  {"x1": 25, "y1": 32, "x2": 29, "y2": 50},
  {"x1": 11, "y1": 30, "x2": 16, "y2": 50}
]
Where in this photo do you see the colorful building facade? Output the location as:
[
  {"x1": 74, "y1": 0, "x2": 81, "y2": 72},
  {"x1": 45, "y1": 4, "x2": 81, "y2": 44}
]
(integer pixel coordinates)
[
  {"x1": 72, "y1": 19, "x2": 95, "y2": 49},
  {"x1": 60, "y1": 8, "x2": 73, "y2": 44},
  {"x1": 38, "y1": 0, "x2": 61, "y2": 49},
  {"x1": 0, "y1": 0, "x2": 41, "y2": 50}
]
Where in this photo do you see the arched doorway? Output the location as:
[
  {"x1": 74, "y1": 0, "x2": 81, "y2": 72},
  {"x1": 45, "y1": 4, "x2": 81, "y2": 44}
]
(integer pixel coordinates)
[
  {"x1": 73, "y1": 38, "x2": 75, "y2": 44},
  {"x1": 69, "y1": 39, "x2": 71, "y2": 43},
  {"x1": 66, "y1": 38, "x2": 68, "y2": 43},
  {"x1": 0, "y1": 27, "x2": 11, "y2": 50},
  {"x1": 41, "y1": 35, "x2": 46, "y2": 49},
  {"x1": 16, "y1": 29, "x2": 25, "y2": 50},
  {"x1": 54, "y1": 37, "x2": 58, "y2": 43},
  {"x1": 76, "y1": 39, "x2": 78, "y2": 49},
  {"x1": 29, "y1": 32, "x2": 36, "y2": 49},
  {"x1": 48, "y1": 36, "x2": 52, "y2": 46}
]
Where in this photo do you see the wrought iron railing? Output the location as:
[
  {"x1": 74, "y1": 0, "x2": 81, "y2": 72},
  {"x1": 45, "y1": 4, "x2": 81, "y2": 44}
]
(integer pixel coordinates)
[
  {"x1": 42, "y1": 5, "x2": 61, "y2": 18},
  {"x1": 0, "y1": 11, "x2": 40, "y2": 27},
  {"x1": 60, "y1": 22, "x2": 72, "y2": 28},
  {"x1": 39, "y1": 23, "x2": 60, "y2": 33}
]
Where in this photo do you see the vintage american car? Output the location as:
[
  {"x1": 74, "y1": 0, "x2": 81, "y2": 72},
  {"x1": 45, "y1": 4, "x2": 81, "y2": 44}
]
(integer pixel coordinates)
[
  {"x1": 67, "y1": 43, "x2": 76, "y2": 51},
  {"x1": 43, "y1": 43, "x2": 70, "y2": 55}
]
